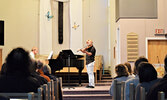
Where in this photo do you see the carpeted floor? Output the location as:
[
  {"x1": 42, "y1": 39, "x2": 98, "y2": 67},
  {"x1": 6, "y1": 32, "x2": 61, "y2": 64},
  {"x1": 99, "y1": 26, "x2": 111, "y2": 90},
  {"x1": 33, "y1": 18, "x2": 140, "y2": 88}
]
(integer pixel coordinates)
[{"x1": 62, "y1": 75, "x2": 113, "y2": 100}]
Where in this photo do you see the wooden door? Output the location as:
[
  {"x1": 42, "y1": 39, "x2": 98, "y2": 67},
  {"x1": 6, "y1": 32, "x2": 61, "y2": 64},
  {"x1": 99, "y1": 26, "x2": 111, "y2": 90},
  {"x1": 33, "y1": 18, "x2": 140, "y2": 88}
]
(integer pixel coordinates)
[
  {"x1": 148, "y1": 40, "x2": 167, "y2": 77},
  {"x1": 148, "y1": 40, "x2": 167, "y2": 64}
]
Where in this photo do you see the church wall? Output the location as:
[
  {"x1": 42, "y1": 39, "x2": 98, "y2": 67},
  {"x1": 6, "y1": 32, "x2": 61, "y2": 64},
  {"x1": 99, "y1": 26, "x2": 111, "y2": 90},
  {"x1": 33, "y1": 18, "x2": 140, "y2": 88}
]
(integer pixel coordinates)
[
  {"x1": 0, "y1": 0, "x2": 39, "y2": 63},
  {"x1": 83, "y1": 0, "x2": 109, "y2": 70},
  {"x1": 113, "y1": 0, "x2": 167, "y2": 76},
  {"x1": 109, "y1": 0, "x2": 167, "y2": 77}
]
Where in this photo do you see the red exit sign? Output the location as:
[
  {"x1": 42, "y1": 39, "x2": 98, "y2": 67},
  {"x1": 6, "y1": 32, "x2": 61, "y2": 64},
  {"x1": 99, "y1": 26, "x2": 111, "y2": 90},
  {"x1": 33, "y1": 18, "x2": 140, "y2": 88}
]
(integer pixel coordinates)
[{"x1": 155, "y1": 29, "x2": 165, "y2": 34}]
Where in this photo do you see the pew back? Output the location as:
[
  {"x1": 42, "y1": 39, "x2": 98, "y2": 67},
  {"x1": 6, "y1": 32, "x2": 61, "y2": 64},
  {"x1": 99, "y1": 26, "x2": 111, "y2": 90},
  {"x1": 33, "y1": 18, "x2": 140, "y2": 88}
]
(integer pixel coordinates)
[{"x1": 112, "y1": 79, "x2": 125, "y2": 100}]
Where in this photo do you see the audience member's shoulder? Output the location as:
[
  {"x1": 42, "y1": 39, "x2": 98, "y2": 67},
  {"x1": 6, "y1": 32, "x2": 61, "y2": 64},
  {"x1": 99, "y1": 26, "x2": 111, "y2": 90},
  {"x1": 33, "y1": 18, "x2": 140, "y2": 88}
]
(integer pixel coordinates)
[
  {"x1": 25, "y1": 76, "x2": 40, "y2": 85},
  {"x1": 125, "y1": 76, "x2": 138, "y2": 84}
]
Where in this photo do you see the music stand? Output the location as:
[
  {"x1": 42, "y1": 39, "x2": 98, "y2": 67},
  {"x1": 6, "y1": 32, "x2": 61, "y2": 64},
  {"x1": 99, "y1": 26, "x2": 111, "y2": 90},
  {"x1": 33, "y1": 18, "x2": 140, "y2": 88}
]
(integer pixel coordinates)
[{"x1": 62, "y1": 50, "x2": 75, "y2": 89}]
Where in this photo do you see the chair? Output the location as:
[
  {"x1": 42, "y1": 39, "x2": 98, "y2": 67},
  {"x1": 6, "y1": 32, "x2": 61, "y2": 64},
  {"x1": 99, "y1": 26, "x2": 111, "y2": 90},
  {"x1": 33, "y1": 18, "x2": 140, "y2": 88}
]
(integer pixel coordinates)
[
  {"x1": 129, "y1": 83, "x2": 135, "y2": 100},
  {"x1": 0, "y1": 87, "x2": 42, "y2": 100},
  {"x1": 112, "y1": 79, "x2": 125, "y2": 100}
]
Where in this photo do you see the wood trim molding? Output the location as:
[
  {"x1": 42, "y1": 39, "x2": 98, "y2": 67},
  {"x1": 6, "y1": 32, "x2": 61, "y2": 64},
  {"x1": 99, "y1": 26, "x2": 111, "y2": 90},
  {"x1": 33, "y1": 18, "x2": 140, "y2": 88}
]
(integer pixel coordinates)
[{"x1": 0, "y1": 49, "x2": 2, "y2": 70}]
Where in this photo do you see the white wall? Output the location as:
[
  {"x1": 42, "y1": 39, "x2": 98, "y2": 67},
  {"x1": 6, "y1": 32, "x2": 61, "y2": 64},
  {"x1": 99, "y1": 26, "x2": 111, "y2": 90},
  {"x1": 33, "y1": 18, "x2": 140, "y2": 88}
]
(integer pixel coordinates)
[
  {"x1": 70, "y1": 0, "x2": 83, "y2": 54},
  {"x1": 83, "y1": 0, "x2": 109, "y2": 69},
  {"x1": 0, "y1": 0, "x2": 39, "y2": 62},
  {"x1": 39, "y1": 0, "x2": 52, "y2": 54}
]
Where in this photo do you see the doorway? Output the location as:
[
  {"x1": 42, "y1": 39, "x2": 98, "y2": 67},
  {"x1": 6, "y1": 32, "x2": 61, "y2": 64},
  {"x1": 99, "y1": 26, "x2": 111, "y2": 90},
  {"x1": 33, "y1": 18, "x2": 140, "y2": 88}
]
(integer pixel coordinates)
[{"x1": 146, "y1": 37, "x2": 167, "y2": 77}]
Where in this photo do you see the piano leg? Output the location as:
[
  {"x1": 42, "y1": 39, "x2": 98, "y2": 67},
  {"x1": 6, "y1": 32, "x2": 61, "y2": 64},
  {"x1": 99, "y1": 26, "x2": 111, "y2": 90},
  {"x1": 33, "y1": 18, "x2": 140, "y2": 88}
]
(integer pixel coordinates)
[{"x1": 79, "y1": 69, "x2": 82, "y2": 86}]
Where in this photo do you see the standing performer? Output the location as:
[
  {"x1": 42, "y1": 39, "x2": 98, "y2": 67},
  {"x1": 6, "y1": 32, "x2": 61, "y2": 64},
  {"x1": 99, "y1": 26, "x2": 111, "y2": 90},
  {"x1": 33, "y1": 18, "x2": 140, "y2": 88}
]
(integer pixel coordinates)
[{"x1": 80, "y1": 40, "x2": 96, "y2": 88}]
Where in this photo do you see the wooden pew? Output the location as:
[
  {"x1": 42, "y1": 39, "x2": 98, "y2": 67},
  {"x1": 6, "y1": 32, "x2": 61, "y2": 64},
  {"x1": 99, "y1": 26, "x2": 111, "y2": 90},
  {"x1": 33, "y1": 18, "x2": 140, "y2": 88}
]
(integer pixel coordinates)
[
  {"x1": 140, "y1": 87, "x2": 146, "y2": 100},
  {"x1": 42, "y1": 84, "x2": 48, "y2": 100},
  {"x1": 112, "y1": 79, "x2": 125, "y2": 100},
  {"x1": 158, "y1": 91, "x2": 166, "y2": 100},
  {"x1": 47, "y1": 82, "x2": 51, "y2": 100},
  {"x1": 54, "y1": 77, "x2": 63, "y2": 100},
  {"x1": 0, "y1": 87, "x2": 42, "y2": 100},
  {"x1": 129, "y1": 83, "x2": 135, "y2": 100},
  {"x1": 121, "y1": 81, "x2": 125, "y2": 100},
  {"x1": 50, "y1": 80, "x2": 55, "y2": 100},
  {"x1": 54, "y1": 78, "x2": 59, "y2": 100},
  {"x1": 0, "y1": 92, "x2": 34, "y2": 100}
]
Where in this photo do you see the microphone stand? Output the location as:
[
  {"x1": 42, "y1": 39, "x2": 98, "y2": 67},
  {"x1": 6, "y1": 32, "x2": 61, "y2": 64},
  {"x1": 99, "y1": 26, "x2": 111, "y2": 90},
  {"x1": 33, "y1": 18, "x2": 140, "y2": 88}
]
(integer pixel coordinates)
[{"x1": 157, "y1": 56, "x2": 161, "y2": 67}]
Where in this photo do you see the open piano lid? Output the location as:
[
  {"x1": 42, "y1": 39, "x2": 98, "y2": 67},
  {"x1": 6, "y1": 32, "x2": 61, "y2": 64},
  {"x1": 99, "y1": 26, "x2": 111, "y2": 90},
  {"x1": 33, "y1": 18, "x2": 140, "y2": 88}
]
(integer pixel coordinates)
[{"x1": 62, "y1": 49, "x2": 84, "y2": 59}]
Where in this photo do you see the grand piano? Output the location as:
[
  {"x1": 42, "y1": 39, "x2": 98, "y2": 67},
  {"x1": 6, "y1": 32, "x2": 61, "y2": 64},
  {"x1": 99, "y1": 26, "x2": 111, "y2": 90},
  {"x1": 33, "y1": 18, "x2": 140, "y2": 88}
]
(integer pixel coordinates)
[{"x1": 48, "y1": 49, "x2": 84, "y2": 85}]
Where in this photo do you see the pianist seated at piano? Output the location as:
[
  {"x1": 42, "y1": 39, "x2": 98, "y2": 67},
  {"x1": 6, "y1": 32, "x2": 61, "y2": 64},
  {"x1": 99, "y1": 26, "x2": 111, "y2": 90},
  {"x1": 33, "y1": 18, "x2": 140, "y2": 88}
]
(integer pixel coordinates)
[{"x1": 30, "y1": 47, "x2": 38, "y2": 60}]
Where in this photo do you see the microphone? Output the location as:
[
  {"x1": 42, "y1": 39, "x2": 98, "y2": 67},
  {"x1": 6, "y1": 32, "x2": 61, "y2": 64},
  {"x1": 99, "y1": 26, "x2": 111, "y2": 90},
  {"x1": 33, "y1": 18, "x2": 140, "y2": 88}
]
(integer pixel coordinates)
[{"x1": 157, "y1": 56, "x2": 160, "y2": 64}]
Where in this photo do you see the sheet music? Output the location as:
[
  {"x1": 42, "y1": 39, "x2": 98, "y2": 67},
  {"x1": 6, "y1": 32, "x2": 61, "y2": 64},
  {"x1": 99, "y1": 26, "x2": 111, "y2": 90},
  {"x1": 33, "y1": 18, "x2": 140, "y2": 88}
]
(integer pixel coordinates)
[{"x1": 48, "y1": 51, "x2": 53, "y2": 59}]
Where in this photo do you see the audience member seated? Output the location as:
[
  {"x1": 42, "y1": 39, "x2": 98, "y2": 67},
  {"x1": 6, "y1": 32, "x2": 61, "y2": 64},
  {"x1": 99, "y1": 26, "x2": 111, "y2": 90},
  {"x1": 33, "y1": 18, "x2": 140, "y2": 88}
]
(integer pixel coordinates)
[
  {"x1": 135, "y1": 62, "x2": 160, "y2": 100},
  {"x1": 43, "y1": 59, "x2": 51, "y2": 75},
  {"x1": 124, "y1": 62, "x2": 135, "y2": 78},
  {"x1": 42, "y1": 59, "x2": 58, "y2": 81},
  {"x1": 0, "y1": 47, "x2": 40, "y2": 93},
  {"x1": 30, "y1": 60, "x2": 48, "y2": 85},
  {"x1": 109, "y1": 64, "x2": 130, "y2": 96},
  {"x1": 147, "y1": 55, "x2": 167, "y2": 100},
  {"x1": 124, "y1": 56, "x2": 148, "y2": 100},
  {"x1": 0, "y1": 63, "x2": 7, "y2": 75},
  {"x1": 36, "y1": 60, "x2": 51, "y2": 82}
]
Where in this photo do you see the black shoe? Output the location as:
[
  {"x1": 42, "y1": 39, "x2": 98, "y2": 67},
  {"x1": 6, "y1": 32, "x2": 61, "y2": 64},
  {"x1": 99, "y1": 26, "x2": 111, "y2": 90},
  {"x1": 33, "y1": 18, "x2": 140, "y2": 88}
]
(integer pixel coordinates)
[
  {"x1": 86, "y1": 85, "x2": 94, "y2": 88},
  {"x1": 86, "y1": 85, "x2": 90, "y2": 88},
  {"x1": 89, "y1": 86, "x2": 94, "y2": 88}
]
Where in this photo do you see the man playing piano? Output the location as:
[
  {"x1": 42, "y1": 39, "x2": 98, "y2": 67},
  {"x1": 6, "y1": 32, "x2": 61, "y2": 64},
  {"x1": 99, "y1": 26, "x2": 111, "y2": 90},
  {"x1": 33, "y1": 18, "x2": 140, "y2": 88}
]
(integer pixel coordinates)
[{"x1": 80, "y1": 40, "x2": 96, "y2": 88}]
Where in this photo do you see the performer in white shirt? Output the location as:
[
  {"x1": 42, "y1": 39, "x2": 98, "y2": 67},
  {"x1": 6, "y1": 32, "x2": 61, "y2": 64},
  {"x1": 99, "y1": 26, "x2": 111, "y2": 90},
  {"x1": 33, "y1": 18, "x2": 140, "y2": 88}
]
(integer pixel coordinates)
[{"x1": 30, "y1": 47, "x2": 38, "y2": 60}]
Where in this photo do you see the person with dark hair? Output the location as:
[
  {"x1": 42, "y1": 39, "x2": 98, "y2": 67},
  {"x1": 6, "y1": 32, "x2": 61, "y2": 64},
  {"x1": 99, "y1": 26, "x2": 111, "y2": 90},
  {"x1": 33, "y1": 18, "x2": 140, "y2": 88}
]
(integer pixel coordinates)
[
  {"x1": 0, "y1": 47, "x2": 40, "y2": 93},
  {"x1": 135, "y1": 62, "x2": 160, "y2": 100},
  {"x1": 36, "y1": 60, "x2": 51, "y2": 82},
  {"x1": 124, "y1": 62, "x2": 135, "y2": 77},
  {"x1": 0, "y1": 63, "x2": 7, "y2": 75},
  {"x1": 124, "y1": 56, "x2": 148, "y2": 100},
  {"x1": 146, "y1": 55, "x2": 167, "y2": 100},
  {"x1": 30, "y1": 60, "x2": 48, "y2": 85},
  {"x1": 109, "y1": 64, "x2": 131, "y2": 96}
]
